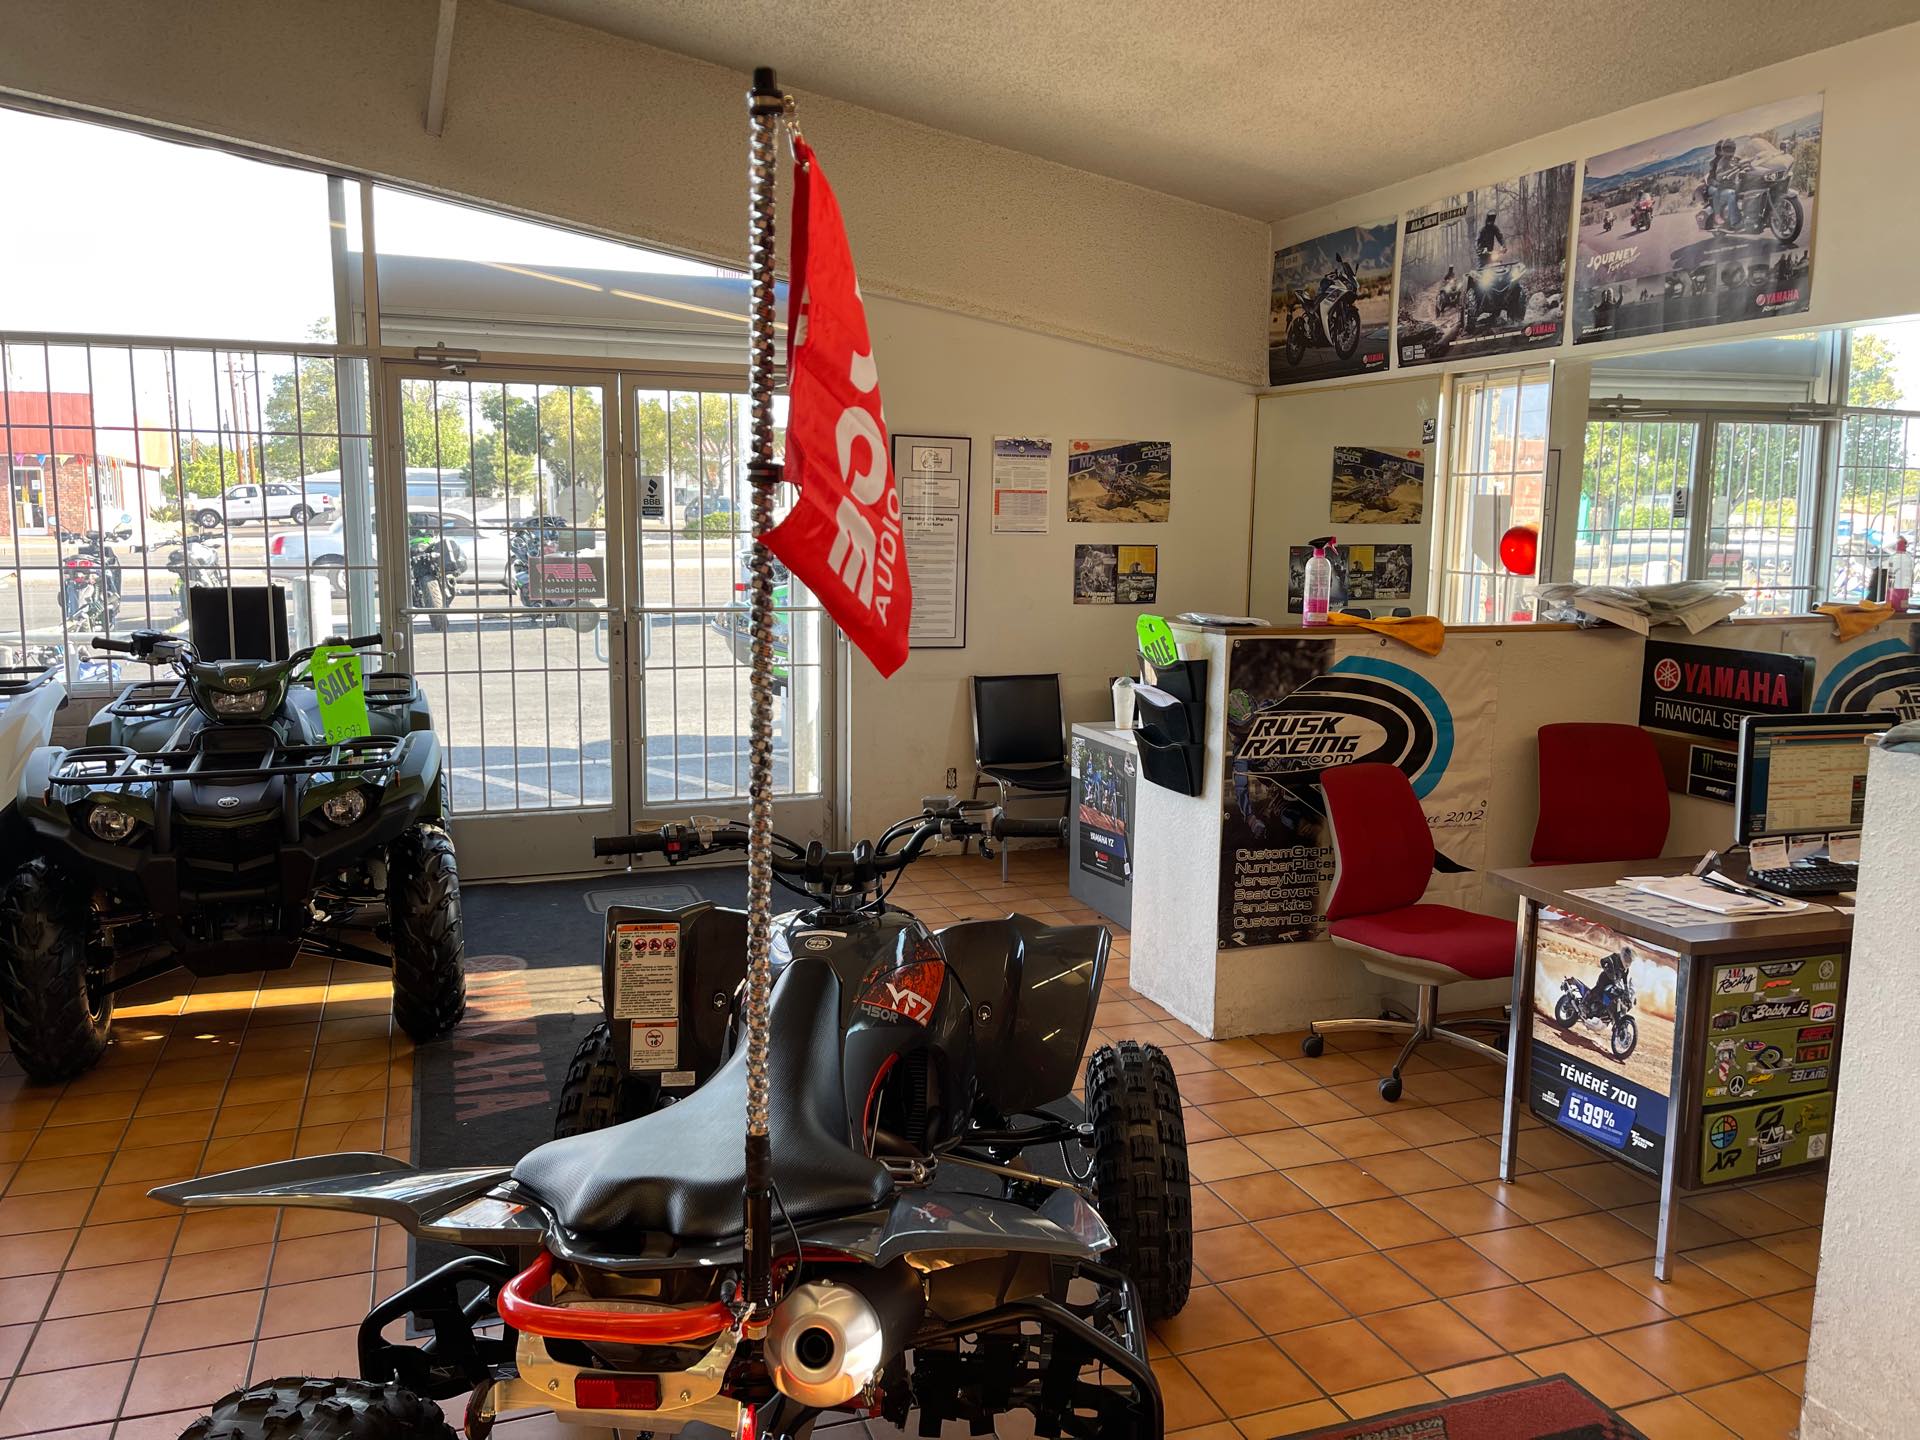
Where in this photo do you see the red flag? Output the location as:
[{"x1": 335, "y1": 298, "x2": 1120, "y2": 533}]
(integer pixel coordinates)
[{"x1": 765, "y1": 137, "x2": 912, "y2": 678}]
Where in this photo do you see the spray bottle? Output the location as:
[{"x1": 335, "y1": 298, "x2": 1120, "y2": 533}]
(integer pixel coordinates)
[{"x1": 1302, "y1": 536, "x2": 1336, "y2": 627}]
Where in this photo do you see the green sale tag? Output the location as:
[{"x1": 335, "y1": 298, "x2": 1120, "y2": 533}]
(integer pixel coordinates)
[{"x1": 311, "y1": 645, "x2": 371, "y2": 743}]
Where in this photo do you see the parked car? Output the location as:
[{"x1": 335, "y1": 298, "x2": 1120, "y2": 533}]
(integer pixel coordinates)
[
  {"x1": 270, "y1": 510, "x2": 470, "y2": 597},
  {"x1": 683, "y1": 490, "x2": 736, "y2": 527},
  {"x1": 295, "y1": 466, "x2": 471, "y2": 514},
  {"x1": 192, "y1": 483, "x2": 334, "y2": 529}
]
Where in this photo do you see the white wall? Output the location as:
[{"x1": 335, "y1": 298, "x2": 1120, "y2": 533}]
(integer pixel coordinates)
[
  {"x1": 1270, "y1": 22, "x2": 1920, "y2": 385},
  {"x1": 1799, "y1": 745, "x2": 1920, "y2": 1440},
  {"x1": 846, "y1": 297, "x2": 1256, "y2": 838},
  {"x1": 0, "y1": 0, "x2": 1269, "y2": 384}
]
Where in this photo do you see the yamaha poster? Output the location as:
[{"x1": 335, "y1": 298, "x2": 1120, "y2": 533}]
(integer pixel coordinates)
[
  {"x1": 1396, "y1": 163, "x2": 1575, "y2": 368},
  {"x1": 1268, "y1": 220, "x2": 1396, "y2": 387},
  {"x1": 1217, "y1": 636, "x2": 1493, "y2": 948},
  {"x1": 1074, "y1": 734, "x2": 1135, "y2": 884},
  {"x1": 1528, "y1": 909, "x2": 1679, "y2": 1176},
  {"x1": 1574, "y1": 95, "x2": 1822, "y2": 344}
]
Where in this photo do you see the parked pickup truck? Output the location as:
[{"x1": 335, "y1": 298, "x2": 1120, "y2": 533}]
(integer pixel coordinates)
[{"x1": 191, "y1": 483, "x2": 335, "y2": 529}]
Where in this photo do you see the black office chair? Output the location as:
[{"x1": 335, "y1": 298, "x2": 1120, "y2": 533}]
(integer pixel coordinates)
[{"x1": 969, "y1": 673, "x2": 1070, "y2": 882}]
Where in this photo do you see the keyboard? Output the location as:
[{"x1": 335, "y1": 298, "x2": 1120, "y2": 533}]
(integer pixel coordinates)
[{"x1": 1746, "y1": 861, "x2": 1857, "y2": 897}]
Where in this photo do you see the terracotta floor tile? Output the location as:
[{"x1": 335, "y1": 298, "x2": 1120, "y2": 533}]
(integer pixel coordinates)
[
  {"x1": 1186, "y1": 1138, "x2": 1269, "y2": 1183},
  {"x1": 1761, "y1": 1286, "x2": 1815, "y2": 1328},
  {"x1": 1367, "y1": 1107, "x2": 1477, "y2": 1148},
  {"x1": 65, "y1": 1217, "x2": 180, "y2": 1270},
  {"x1": 119, "y1": 1112, "x2": 215, "y2": 1151},
  {"x1": 1334, "y1": 1375, "x2": 1445, "y2": 1420},
  {"x1": 1180, "y1": 1338, "x2": 1318, "y2": 1417},
  {"x1": 110, "y1": 1406, "x2": 208, "y2": 1440},
  {"x1": 1605, "y1": 1318, "x2": 1751, "y2": 1392},
  {"x1": 122, "y1": 1341, "x2": 254, "y2": 1418},
  {"x1": 1274, "y1": 1319, "x2": 1413, "y2": 1393},
  {"x1": 1176, "y1": 1069, "x2": 1257, "y2": 1106},
  {"x1": 1219, "y1": 1270, "x2": 1347, "y2": 1334},
  {"x1": 1287, "y1": 1162, "x2": 1391, "y2": 1207},
  {"x1": 1192, "y1": 1039, "x2": 1280, "y2": 1070},
  {"x1": 1756, "y1": 1175, "x2": 1826, "y2": 1226},
  {"x1": 1433, "y1": 1099, "x2": 1507, "y2": 1135},
  {"x1": 144, "y1": 1291, "x2": 267, "y2": 1354},
  {"x1": 1683, "y1": 1374, "x2": 1802, "y2": 1440},
  {"x1": 0, "y1": 1322, "x2": 29, "y2": 1376},
  {"x1": 1308, "y1": 1118, "x2": 1408, "y2": 1159},
  {"x1": 1537, "y1": 1212, "x2": 1655, "y2": 1268},
  {"x1": 44, "y1": 1092, "x2": 140, "y2": 1128},
  {"x1": 1516, "y1": 1336, "x2": 1670, "y2": 1409},
  {"x1": 1550, "y1": 1160, "x2": 1661, "y2": 1209},
  {"x1": 1618, "y1": 1201, "x2": 1736, "y2": 1251},
  {"x1": 20, "y1": 1306, "x2": 150, "y2": 1373},
  {"x1": 1684, "y1": 1240, "x2": 1812, "y2": 1298},
  {"x1": 1427, "y1": 1354, "x2": 1537, "y2": 1397},
  {"x1": 1605, "y1": 1258, "x2": 1746, "y2": 1317},
  {"x1": 0, "y1": 1358, "x2": 133, "y2": 1436},
  {"x1": 1752, "y1": 1225, "x2": 1822, "y2": 1273},
  {"x1": 1240, "y1": 1130, "x2": 1342, "y2": 1170},
  {"x1": 1330, "y1": 1197, "x2": 1448, "y2": 1250},
  {"x1": 46, "y1": 1258, "x2": 167, "y2": 1319},
  {"x1": 23, "y1": 1122, "x2": 126, "y2": 1161},
  {"x1": 156, "y1": 1244, "x2": 273, "y2": 1304},
  {"x1": 1384, "y1": 1238, "x2": 1512, "y2": 1297},
  {"x1": 245, "y1": 1323, "x2": 362, "y2": 1384},
  {"x1": 0, "y1": 1188, "x2": 93, "y2": 1237},
  {"x1": 1362, "y1": 1299, "x2": 1501, "y2": 1372},
  {"x1": 1196, "y1": 1098, "x2": 1292, "y2": 1137},
  {"x1": 1189, "y1": 1188, "x2": 1239, "y2": 1232},
  {"x1": 1269, "y1": 1088, "x2": 1364, "y2": 1126},
  {"x1": 1148, "y1": 1357, "x2": 1223, "y2": 1432},
  {"x1": 1475, "y1": 1172, "x2": 1591, "y2": 1224},
  {"x1": 6, "y1": 1153, "x2": 110, "y2": 1195},
  {"x1": 1405, "y1": 1184, "x2": 1528, "y2": 1236},
  {"x1": 1462, "y1": 1225, "x2": 1589, "y2": 1282},
  {"x1": 0, "y1": 1229, "x2": 75, "y2": 1278},
  {"x1": 85, "y1": 1180, "x2": 178, "y2": 1227},
  {"x1": 1189, "y1": 1225, "x2": 1287, "y2": 1283},
  {"x1": 1150, "y1": 1287, "x2": 1258, "y2": 1355},
  {"x1": 1207, "y1": 1171, "x2": 1318, "y2": 1222},
  {"x1": 1353, "y1": 1149, "x2": 1461, "y2": 1196},
  {"x1": 1684, "y1": 1187, "x2": 1801, "y2": 1240},
  {"x1": 1684, "y1": 1301, "x2": 1809, "y2": 1370},
  {"x1": 1423, "y1": 1138, "x2": 1504, "y2": 1184},
  {"x1": 173, "y1": 1208, "x2": 279, "y2": 1256},
  {"x1": 1232, "y1": 1398, "x2": 1346, "y2": 1439},
  {"x1": 1446, "y1": 1285, "x2": 1587, "y2": 1351},
  {"x1": 1767, "y1": 1361, "x2": 1804, "y2": 1396},
  {"x1": 100, "y1": 1143, "x2": 205, "y2": 1190},
  {"x1": 1530, "y1": 1269, "x2": 1671, "y2": 1333},
  {"x1": 1255, "y1": 1211, "x2": 1372, "y2": 1265},
  {"x1": 1301, "y1": 1253, "x2": 1430, "y2": 1315},
  {"x1": 1616, "y1": 1394, "x2": 1740, "y2": 1439},
  {"x1": 1225, "y1": 1062, "x2": 1320, "y2": 1097}
]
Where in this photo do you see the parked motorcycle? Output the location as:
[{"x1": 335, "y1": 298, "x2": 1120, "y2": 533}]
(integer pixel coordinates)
[
  {"x1": 162, "y1": 534, "x2": 227, "y2": 620},
  {"x1": 1461, "y1": 259, "x2": 1529, "y2": 334},
  {"x1": 1284, "y1": 266, "x2": 1362, "y2": 366},
  {"x1": 157, "y1": 800, "x2": 1188, "y2": 1439},
  {"x1": 409, "y1": 528, "x2": 454, "y2": 634},
  {"x1": 1552, "y1": 954, "x2": 1638, "y2": 1061},
  {"x1": 59, "y1": 534, "x2": 122, "y2": 631},
  {"x1": 1693, "y1": 141, "x2": 1805, "y2": 244}
]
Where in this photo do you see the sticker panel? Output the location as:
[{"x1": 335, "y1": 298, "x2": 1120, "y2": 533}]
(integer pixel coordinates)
[{"x1": 613, "y1": 922, "x2": 681, "y2": 1072}]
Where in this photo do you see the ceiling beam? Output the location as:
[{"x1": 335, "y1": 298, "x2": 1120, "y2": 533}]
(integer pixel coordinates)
[{"x1": 425, "y1": 0, "x2": 458, "y2": 137}]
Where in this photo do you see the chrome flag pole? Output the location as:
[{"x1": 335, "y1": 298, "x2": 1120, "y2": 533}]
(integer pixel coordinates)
[{"x1": 740, "y1": 63, "x2": 785, "y2": 1319}]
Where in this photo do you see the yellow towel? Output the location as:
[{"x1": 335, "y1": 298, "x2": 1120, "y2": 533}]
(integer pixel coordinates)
[
  {"x1": 1816, "y1": 600, "x2": 1895, "y2": 640},
  {"x1": 1325, "y1": 610, "x2": 1446, "y2": 655}
]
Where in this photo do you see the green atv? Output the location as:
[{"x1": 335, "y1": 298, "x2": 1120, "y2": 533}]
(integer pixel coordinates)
[{"x1": 0, "y1": 626, "x2": 465, "y2": 1081}]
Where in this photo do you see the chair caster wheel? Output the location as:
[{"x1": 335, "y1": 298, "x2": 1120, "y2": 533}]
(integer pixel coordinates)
[
  {"x1": 1301, "y1": 1033, "x2": 1325, "y2": 1058},
  {"x1": 1378, "y1": 1074, "x2": 1403, "y2": 1102}
]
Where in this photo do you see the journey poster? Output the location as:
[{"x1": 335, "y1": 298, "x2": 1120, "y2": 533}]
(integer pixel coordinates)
[
  {"x1": 1268, "y1": 220, "x2": 1396, "y2": 387},
  {"x1": 1217, "y1": 635, "x2": 1493, "y2": 947},
  {"x1": 1330, "y1": 445, "x2": 1424, "y2": 525},
  {"x1": 1397, "y1": 163, "x2": 1576, "y2": 368},
  {"x1": 1574, "y1": 95, "x2": 1822, "y2": 344},
  {"x1": 1066, "y1": 439, "x2": 1172, "y2": 523}
]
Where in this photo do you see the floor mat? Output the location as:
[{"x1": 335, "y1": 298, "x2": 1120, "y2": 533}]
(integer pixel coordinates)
[{"x1": 1284, "y1": 1376, "x2": 1648, "y2": 1439}]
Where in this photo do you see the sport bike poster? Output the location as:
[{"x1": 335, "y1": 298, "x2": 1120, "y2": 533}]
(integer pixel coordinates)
[
  {"x1": 1528, "y1": 909, "x2": 1679, "y2": 1175},
  {"x1": 1397, "y1": 163, "x2": 1575, "y2": 368},
  {"x1": 1066, "y1": 440, "x2": 1171, "y2": 523},
  {"x1": 1268, "y1": 220, "x2": 1396, "y2": 387},
  {"x1": 1574, "y1": 95, "x2": 1822, "y2": 344},
  {"x1": 1217, "y1": 635, "x2": 1494, "y2": 948},
  {"x1": 1330, "y1": 445, "x2": 1424, "y2": 525}
]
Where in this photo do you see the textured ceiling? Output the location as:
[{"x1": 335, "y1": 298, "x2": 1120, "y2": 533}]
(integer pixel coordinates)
[{"x1": 498, "y1": 0, "x2": 1920, "y2": 220}]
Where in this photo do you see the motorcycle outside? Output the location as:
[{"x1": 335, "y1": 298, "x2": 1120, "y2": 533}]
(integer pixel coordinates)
[
  {"x1": 60, "y1": 536, "x2": 122, "y2": 632},
  {"x1": 1284, "y1": 269, "x2": 1362, "y2": 366},
  {"x1": 163, "y1": 534, "x2": 228, "y2": 621},
  {"x1": 157, "y1": 800, "x2": 1191, "y2": 1439},
  {"x1": 1553, "y1": 970, "x2": 1639, "y2": 1061},
  {"x1": 409, "y1": 534, "x2": 454, "y2": 634}
]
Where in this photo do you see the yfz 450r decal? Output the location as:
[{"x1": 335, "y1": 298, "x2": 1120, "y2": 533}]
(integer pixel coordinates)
[{"x1": 859, "y1": 960, "x2": 944, "y2": 1026}]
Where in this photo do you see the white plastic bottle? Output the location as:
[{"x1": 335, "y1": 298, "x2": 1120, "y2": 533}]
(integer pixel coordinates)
[{"x1": 1302, "y1": 536, "x2": 1336, "y2": 627}]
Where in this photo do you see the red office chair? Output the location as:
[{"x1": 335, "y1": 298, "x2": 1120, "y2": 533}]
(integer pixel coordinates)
[
  {"x1": 1532, "y1": 722, "x2": 1670, "y2": 863},
  {"x1": 1302, "y1": 763, "x2": 1515, "y2": 1101}
]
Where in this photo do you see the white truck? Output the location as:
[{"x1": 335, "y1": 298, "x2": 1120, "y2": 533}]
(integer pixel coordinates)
[{"x1": 192, "y1": 483, "x2": 335, "y2": 529}]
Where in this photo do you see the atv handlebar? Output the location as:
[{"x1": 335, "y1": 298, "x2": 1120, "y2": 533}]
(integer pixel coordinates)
[{"x1": 91, "y1": 635, "x2": 135, "y2": 654}]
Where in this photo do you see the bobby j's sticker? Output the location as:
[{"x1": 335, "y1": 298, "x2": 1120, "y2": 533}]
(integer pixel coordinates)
[{"x1": 613, "y1": 922, "x2": 681, "y2": 1071}]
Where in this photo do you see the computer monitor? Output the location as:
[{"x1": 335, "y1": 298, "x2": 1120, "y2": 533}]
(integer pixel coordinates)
[
  {"x1": 190, "y1": 585, "x2": 290, "y2": 662},
  {"x1": 1733, "y1": 711, "x2": 1895, "y2": 847}
]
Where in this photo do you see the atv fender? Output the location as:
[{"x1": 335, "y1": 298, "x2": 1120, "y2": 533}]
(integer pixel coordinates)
[
  {"x1": 939, "y1": 916, "x2": 1108, "y2": 1116},
  {"x1": 600, "y1": 902, "x2": 747, "y2": 1081}
]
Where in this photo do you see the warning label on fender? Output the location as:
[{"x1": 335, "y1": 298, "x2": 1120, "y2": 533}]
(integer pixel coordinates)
[{"x1": 613, "y1": 922, "x2": 680, "y2": 1071}]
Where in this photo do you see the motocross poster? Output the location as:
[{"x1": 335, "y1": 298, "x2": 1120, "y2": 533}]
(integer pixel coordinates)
[
  {"x1": 1396, "y1": 163, "x2": 1576, "y2": 368},
  {"x1": 1065, "y1": 439, "x2": 1171, "y2": 523},
  {"x1": 1267, "y1": 220, "x2": 1396, "y2": 387},
  {"x1": 1284, "y1": 543, "x2": 1413, "y2": 613},
  {"x1": 1527, "y1": 909, "x2": 1679, "y2": 1176},
  {"x1": 1330, "y1": 445, "x2": 1424, "y2": 525},
  {"x1": 1573, "y1": 95, "x2": 1822, "y2": 344},
  {"x1": 1216, "y1": 635, "x2": 1494, "y2": 948}
]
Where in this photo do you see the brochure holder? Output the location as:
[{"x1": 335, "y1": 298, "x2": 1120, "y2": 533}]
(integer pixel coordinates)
[{"x1": 1132, "y1": 657, "x2": 1207, "y2": 797}]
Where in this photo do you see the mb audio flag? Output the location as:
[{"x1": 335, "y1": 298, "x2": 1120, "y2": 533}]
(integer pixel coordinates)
[{"x1": 766, "y1": 136, "x2": 912, "y2": 677}]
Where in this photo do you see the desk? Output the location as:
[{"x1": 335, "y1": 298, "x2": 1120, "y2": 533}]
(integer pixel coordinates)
[{"x1": 1493, "y1": 857, "x2": 1851, "y2": 1278}]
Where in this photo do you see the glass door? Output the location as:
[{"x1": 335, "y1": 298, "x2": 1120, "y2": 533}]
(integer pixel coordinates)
[
  {"x1": 381, "y1": 363, "x2": 629, "y2": 878},
  {"x1": 1576, "y1": 415, "x2": 1704, "y2": 587},
  {"x1": 622, "y1": 382, "x2": 830, "y2": 844}
]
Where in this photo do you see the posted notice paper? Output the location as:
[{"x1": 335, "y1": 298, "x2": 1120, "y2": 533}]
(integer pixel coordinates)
[{"x1": 991, "y1": 436, "x2": 1051, "y2": 534}]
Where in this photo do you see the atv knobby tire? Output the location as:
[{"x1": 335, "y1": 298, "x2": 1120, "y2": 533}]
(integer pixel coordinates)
[
  {"x1": 387, "y1": 825, "x2": 466, "y2": 1041},
  {"x1": 178, "y1": 1376, "x2": 456, "y2": 1440},
  {"x1": 556, "y1": 1021, "x2": 624, "y2": 1136},
  {"x1": 1086, "y1": 1038, "x2": 1192, "y2": 1320},
  {"x1": 0, "y1": 858, "x2": 110, "y2": 1081}
]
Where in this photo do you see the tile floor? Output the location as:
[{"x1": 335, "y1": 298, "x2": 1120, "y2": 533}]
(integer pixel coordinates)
[{"x1": 0, "y1": 852, "x2": 1818, "y2": 1439}]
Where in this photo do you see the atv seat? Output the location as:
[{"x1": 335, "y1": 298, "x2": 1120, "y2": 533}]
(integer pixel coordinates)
[{"x1": 512, "y1": 958, "x2": 892, "y2": 1242}]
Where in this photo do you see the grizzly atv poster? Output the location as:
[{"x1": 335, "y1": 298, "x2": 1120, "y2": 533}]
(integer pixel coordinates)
[
  {"x1": 1396, "y1": 162, "x2": 1575, "y2": 367},
  {"x1": 1268, "y1": 220, "x2": 1396, "y2": 386},
  {"x1": 1574, "y1": 95, "x2": 1822, "y2": 344},
  {"x1": 1527, "y1": 909, "x2": 1679, "y2": 1175}
]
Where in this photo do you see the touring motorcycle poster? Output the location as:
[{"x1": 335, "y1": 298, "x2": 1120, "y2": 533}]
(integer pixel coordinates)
[
  {"x1": 1396, "y1": 163, "x2": 1575, "y2": 367},
  {"x1": 1268, "y1": 220, "x2": 1396, "y2": 387},
  {"x1": 1217, "y1": 635, "x2": 1493, "y2": 947},
  {"x1": 1573, "y1": 95, "x2": 1822, "y2": 344}
]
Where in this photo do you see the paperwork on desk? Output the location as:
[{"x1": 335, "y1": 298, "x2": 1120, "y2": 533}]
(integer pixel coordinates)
[{"x1": 1626, "y1": 874, "x2": 1814, "y2": 916}]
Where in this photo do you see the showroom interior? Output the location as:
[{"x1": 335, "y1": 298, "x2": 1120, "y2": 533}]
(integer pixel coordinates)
[{"x1": 3, "y1": 3, "x2": 1920, "y2": 1439}]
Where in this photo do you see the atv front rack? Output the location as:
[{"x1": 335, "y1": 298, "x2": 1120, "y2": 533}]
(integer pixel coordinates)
[
  {"x1": 48, "y1": 734, "x2": 404, "y2": 789},
  {"x1": 103, "y1": 669, "x2": 420, "y2": 722},
  {"x1": 0, "y1": 663, "x2": 58, "y2": 697}
]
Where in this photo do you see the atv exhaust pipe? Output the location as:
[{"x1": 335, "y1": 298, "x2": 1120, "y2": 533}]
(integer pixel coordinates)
[{"x1": 764, "y1": 1266, "x2": 921, "y2": 1407}]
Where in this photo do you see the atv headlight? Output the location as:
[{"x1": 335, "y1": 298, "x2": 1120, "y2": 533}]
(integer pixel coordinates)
[
  {"x1": 207, "y1": 687, "x2": 272, "y2": 716},
  {"x1": 321, "y1": 788, "x2": 369, "y2": 827},
  {"x1": 88, "y1": 806, "x2": 138, "y2": 842}
]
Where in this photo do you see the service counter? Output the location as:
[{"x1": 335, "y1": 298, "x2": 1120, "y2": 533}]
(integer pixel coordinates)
[{"x1": 1126, "y1": 614, "x2": 1919, "y2": 1039}]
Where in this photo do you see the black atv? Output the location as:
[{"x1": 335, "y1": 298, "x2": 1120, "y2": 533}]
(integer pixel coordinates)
[
  {"x1": 155, "y1": 801, "x2": 1189, "y2": 1439},
  {"x1": 0, "y1": 626, "x2": 465, "y2": 1081}
]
